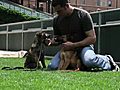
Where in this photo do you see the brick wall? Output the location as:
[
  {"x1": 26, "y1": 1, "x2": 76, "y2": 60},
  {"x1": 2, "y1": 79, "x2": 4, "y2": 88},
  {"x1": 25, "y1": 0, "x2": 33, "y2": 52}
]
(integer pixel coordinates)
[{"x1": 11, "y1": 0, "x2": 120, "y2": 13}]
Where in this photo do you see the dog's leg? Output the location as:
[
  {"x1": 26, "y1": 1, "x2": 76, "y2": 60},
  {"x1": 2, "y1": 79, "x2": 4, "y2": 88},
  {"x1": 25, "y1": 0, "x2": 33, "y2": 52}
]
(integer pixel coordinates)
[
  {"x1": 58, "y1": 60, "x2": 65, "y2": 70},
  {"x1": 41, "y1": 60, "x2": 46, "y2": 68},
  {"x1": 58, "y1": 52, "x2": 65, "y2": 70},
  {"x1": 68, "y1": 51, "x2": 81, "y2": 71},
  {"x1": 75, "y1": 59, "x2": 81, "y2": 71},
  {"x1": 37, "y1": 61, "x2": 41, "y2": 69},
  {"x1": 59, "y1": 51, "x2": 71, "y2": 70},
  {"x1": 61, "y1": 59, "x2": 70, "y2": 70},
  {"x1": 35, "y1": 56, "x2": 41, "y2": 69},
  {"x1": 39, "y1": 53, "x2": 46, "y2": 68}
]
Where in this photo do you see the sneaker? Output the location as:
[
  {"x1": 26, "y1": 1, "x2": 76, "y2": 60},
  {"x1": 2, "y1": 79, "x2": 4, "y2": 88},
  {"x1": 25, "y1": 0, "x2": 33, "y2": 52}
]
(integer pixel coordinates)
[{"x1": 106, "y1": 55, "x2": 120, "y2": 71}]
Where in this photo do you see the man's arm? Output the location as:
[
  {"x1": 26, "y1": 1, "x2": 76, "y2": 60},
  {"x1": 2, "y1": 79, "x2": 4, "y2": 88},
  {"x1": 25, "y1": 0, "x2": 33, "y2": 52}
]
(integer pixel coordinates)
[
  {"x1": 62, "y1": 29, "x2": 96, "y2": 51},
  {"x1": 74, "y1": 29, "x2": 96, "y2": 48}
]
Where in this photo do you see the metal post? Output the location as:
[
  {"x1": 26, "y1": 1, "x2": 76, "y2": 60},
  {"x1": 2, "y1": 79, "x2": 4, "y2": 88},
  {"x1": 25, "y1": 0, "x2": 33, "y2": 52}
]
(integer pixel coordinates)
[
  {"x1": 48, "y1": 0, "x2": 51, "y2": 13},
  {"x1": 98, "y1": 10, "x2": 101, "y2": 54},
  {"x1": 41, "y1": 21, "x2": 43, "y2": 31},
  {"x1": 21, "y1": 24, "x2": 24, "y2": 50},
  {"x1": 36, "y1": 0, "x2": 39, "y2": 9},
  {"x1": 76, "y1": 0, "x2": 77, "y2": 7},
  {"x1": 28, "y1": 0, "x2": 30, "y2": 8},
  {"x1": 116, "y1": 0, "x2": 118, "y2": 8},
  {"x1": 6, "y1": 26, "x2": 9, "y2": 51},
  {"x1": 21, "y1": 0, "x2": 23, "y2": 5}
]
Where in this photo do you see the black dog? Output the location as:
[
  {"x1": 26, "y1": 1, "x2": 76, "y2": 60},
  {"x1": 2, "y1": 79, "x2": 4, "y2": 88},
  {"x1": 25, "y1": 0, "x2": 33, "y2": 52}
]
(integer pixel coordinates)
[{"x1": 23, "y1": 31, "x2": 51, "y2": 69}]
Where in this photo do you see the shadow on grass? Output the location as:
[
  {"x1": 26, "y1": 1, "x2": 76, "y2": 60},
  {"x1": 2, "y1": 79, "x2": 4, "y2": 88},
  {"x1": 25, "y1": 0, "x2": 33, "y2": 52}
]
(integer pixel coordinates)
[{"x1": 1, "y1": 66, "x2": 104, "y2": 72}]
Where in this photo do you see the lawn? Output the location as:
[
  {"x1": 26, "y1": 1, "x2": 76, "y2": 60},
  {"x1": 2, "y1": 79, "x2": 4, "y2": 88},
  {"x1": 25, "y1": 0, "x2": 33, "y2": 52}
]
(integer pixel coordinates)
[{"x1": 0, "y1": 58, "x2": 120, "y2": 90}]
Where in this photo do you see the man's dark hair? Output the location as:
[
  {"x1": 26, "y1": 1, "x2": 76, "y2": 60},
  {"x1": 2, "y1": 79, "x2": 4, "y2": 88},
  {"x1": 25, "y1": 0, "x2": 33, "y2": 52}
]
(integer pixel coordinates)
[{"x1": 52, "y1": 0, "x2": 69, "y2": 7}]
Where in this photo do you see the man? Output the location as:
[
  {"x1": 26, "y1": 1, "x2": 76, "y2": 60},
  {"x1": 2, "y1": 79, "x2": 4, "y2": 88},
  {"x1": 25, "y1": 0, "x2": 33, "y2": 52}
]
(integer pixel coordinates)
[{"x1": 47, "y1": 0, "x2": 119, "y2": 71}]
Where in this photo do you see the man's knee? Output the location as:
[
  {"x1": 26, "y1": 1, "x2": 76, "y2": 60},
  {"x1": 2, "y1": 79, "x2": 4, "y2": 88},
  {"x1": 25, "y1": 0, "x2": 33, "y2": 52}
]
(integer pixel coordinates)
[
  {"x1": 47, "y1": 51, "x2": 60, "y2": 70},
  {"x1": 82, "y1": 55, "x2": 96, "y2": 67}
]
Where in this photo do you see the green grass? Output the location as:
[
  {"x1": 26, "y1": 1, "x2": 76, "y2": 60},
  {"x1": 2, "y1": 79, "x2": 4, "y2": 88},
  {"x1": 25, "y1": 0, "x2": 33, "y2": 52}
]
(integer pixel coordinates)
[{"x1": 0, "y1": 58, "x2": 120, "y2": 90}]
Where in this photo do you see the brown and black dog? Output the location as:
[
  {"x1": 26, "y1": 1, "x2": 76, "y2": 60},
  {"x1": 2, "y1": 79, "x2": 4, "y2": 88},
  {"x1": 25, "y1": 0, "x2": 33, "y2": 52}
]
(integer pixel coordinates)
[
  {"x1": 58, "y1": 49, "x2": 82, "y2": 71},
  {"x1": 57, "y1": 35, "x2": 85, "y2": 71},
  {"x1": 23, "y1": 31, "x2": 50, "y2": 69}
]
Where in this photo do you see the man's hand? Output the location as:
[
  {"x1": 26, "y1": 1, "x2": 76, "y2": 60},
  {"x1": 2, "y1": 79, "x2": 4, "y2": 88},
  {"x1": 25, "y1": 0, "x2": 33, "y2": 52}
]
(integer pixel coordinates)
[{"x1": 62, "y1": 41, "x2": 75, "y2": 51}]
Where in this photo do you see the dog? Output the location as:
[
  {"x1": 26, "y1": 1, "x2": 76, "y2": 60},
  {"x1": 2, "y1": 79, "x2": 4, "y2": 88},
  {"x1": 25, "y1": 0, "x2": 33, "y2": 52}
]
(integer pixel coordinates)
[
  {"x1": 58, "y1": 50, "x2": 82, "y2": 71},
  {"x1": 57, "y1": 35, "x2": 85, "y2": 71},
  {"x1": 23, "y1": 31, "x2": 51, "y2": 69}
]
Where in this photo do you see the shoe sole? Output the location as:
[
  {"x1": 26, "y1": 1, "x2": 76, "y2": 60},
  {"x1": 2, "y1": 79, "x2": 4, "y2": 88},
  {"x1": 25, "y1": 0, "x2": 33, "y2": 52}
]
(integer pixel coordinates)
[{"x1": 107, "y1": 55, "x2": 120, "y2": 71}]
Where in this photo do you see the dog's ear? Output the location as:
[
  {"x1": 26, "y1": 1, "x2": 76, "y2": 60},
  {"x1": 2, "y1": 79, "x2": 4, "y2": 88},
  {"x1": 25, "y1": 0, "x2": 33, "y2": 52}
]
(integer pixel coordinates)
[
  {"x1": 31, "y1": 43, "x2": 36, "y2": 48},
  {"x1": 36, "y1": 31, "x2": 42, "y2": 37}
]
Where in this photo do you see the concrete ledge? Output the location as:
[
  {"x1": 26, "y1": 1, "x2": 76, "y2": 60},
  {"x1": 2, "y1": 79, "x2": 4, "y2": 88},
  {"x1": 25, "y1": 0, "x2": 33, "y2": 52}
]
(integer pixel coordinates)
[
  {"x1": 116, "y1": 62, "x2": 120, "y2": 67},
  {"x1": 0, "y1": 50, "x2": 27, "y2": 58}
]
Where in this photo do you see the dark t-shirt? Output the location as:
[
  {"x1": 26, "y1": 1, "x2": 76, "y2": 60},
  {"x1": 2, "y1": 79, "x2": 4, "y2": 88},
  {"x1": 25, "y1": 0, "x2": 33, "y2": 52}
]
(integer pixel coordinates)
[{"x1": 53, "y1": 8, "x2": 94, "y2": 42}]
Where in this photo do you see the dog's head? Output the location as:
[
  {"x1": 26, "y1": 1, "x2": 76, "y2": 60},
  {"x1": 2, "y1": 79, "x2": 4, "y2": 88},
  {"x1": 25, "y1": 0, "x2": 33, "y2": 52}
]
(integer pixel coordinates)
[{"x1": 31, "y1": 31, "x2": 51, "y2": 49}]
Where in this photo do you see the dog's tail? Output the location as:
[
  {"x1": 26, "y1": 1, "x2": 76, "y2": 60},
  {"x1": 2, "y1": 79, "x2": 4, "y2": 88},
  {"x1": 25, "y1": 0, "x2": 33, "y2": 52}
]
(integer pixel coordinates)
[{"x1": 23, "y1": 52, "x2": 28, "y2": 58}]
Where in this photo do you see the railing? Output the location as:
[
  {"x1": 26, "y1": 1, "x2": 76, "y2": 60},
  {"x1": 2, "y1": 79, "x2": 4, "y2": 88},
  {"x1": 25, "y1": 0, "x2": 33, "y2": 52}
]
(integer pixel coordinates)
[
  {"x1": 0, "y1": 19, "x2": 53, "y2": 51},
  {"x1": 0, "y1": 0, "x2": 53, "y2": 19}
]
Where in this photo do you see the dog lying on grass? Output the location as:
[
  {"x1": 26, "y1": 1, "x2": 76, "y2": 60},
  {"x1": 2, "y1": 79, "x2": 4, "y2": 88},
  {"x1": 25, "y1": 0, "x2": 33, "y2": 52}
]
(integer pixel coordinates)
[
  {"x1": 56, "y1": 35, "x2": 85, "y2": 71},
  {"x1": 23, "y1": 31, "x2": 51, "y2": 69},
  {"x1": 58, "y1": 49, "x2": 82, "y2": 71}
]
